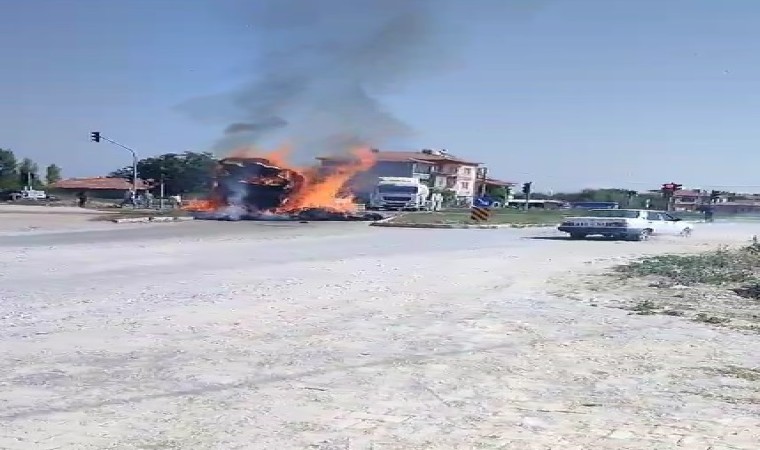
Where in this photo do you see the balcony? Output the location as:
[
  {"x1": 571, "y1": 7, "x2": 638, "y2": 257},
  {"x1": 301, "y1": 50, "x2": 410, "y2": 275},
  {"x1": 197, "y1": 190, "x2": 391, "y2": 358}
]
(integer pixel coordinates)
[{"x1": 430, "y1": 164, "x2": 458, "y2": 176}]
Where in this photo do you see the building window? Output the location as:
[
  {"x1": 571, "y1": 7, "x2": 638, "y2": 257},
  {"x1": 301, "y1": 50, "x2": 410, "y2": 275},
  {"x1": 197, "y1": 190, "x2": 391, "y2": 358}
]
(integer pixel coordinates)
[
  {"x1": 415, "y1": 163, "x2": 432, "y2": 174},
  {"x1": 461, "y1": 181, "x2": 470, "y2": 190},
  {"x1": 463, "y1": 167, "x2": 472, "y2": 176}
]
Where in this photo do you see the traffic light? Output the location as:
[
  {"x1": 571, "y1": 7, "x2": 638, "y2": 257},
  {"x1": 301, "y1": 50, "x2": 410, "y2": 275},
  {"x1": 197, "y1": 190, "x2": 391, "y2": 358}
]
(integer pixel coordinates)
[
  {"x1": 522, "y1": 182, "x2": 532, "y2": 195},
  {"x1": 90, "y1": 131, "x2": 101, "y2": 143}
]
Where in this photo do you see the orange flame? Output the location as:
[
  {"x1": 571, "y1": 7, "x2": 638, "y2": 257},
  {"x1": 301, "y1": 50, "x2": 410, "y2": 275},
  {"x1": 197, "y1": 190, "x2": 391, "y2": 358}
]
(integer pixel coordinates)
[
  {"x1": 184, "y1": 199, "x2": 217, "y2": 211},
  {"x1": 184, "y1": 145, "x2": 376, "y2": 214},
  {"x1": 276, "y1": 147, "x2": 375, "y2": 213}
]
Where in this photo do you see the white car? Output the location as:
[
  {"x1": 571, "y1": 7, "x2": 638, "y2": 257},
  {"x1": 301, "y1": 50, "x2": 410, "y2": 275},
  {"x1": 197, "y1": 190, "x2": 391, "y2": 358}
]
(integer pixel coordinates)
[{"x1": 558, "y1": 209, "x2": 694, "y2": 241}]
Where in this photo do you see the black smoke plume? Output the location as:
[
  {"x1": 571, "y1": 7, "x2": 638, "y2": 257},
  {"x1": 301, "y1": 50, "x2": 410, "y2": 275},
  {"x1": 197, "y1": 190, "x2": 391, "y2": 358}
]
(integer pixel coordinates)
[{"x1": 179, "y1": 0, "x2": 450, "y2": 157}]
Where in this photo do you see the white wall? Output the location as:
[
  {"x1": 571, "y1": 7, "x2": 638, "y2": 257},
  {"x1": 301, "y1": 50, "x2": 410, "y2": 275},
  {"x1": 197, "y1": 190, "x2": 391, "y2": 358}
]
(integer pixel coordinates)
[
  {"x1": 453, "y1": 165, "x2": 477, "y2": 198},
  {"x1": 433, "y1": 175, "x2": 448, "y2": 189}
]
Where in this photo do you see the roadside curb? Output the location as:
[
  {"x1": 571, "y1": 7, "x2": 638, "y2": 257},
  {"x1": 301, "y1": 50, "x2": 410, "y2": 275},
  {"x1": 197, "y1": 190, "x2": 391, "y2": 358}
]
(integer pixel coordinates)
[
  {"x1": 112, "y1": 216, "x2": 195, "y2": 224},
  {"x1": 370, "y1": 221, "x2": 556, "y2": 229},
  {"x1": 372, "y1": 215, "x2": 399, "y2": 224}
]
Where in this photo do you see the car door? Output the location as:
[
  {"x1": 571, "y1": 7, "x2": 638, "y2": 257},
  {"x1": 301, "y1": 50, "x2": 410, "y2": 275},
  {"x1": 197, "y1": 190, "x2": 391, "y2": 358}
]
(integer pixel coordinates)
[
  {"x1": 645, "y1": 211, "x2": 666, "y2": 234},
  {"x1": 660, "y1": 213, "x2": 684, "y2": 235}
]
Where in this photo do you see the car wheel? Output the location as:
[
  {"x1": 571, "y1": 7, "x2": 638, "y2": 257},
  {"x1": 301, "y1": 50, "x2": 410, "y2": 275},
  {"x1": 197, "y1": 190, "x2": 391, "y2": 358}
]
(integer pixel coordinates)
[
  {"x1": 628, "y1": 229, "x2": 651, "y2": 241},
  {"x1": 569, "y1": 233, "x2": 586, "y2": 240}
]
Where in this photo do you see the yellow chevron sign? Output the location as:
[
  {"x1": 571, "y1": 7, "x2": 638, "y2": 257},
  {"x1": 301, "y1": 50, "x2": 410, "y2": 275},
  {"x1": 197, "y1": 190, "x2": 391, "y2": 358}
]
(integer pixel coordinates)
[{"x1": 470, "y1": 206, "x2": 491, "y2": 222}]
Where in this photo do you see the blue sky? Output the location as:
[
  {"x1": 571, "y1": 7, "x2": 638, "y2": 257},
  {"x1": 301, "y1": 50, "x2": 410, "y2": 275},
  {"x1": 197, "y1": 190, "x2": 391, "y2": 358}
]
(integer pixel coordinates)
[{"x1": 2, "y1": 0, "x2": 760, "y2": 192}]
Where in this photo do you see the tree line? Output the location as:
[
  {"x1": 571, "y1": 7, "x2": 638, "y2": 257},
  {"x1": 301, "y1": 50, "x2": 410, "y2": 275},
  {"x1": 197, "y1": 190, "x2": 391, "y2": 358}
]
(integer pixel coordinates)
[
  {"x1": 7, "y1": 146, "x2": 728, "y2": 206},
  {"x1": 517, "y1": 187, "x2": 742, "y2": 209},
  {"x1": 1, "y1": 147, "x2": 215, "y2": 196},
  {"x1": 109, "y1": 151, "x2": 217, "y2": 196},
  {"x1": 517, "y1": 188, "x2": 663, "y2": 208},
  {"x1": 0, "y1": 148, "x2": 62, "y2": 190}
]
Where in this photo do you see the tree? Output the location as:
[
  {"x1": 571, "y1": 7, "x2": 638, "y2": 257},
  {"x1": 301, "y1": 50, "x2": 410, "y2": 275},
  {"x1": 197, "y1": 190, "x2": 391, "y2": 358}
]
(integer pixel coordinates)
[
  {"x1": 109, "y1": 151, "x2": 217, "y2": 195},
  {"x1": 45, "y1": 164, "x2": 62, "y2": 185},
  {"x1": 17, "y1": 157, "x2": 40, "y2": 188},
  {"x1": 0, "y1": 148, "x2": 19, "y2": 189},
  {"x1": 485, "y1": 185, "x2": 510, "y2": 202}
]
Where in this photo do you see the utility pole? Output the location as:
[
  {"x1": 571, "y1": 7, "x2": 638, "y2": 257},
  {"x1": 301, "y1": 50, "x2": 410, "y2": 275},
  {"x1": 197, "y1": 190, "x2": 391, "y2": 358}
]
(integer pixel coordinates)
[
  {"x1": 159, "y1": 174, "x2": 165, "y2": 210},
  {"x1": 90, "y1": 131, "x2": 139, "y2": 198},
  {"x1": 478, "y1": 166, "x2": 488, "y2": 197}
]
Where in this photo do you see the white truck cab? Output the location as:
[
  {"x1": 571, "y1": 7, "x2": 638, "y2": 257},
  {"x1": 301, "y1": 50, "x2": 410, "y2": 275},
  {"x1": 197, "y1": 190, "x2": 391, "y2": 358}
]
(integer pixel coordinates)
[
  {"x1": 558, "y1": 209, "x2": 694, "y2": 241},
  {"x1": 367, "y1": 177, "x2": 430, "y2": 211}
]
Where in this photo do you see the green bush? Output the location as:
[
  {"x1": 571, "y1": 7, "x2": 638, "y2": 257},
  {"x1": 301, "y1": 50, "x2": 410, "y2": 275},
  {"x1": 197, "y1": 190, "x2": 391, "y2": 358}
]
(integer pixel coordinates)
[{"x1": 615, "y1": 241, "x2": 760, "y2": 285}]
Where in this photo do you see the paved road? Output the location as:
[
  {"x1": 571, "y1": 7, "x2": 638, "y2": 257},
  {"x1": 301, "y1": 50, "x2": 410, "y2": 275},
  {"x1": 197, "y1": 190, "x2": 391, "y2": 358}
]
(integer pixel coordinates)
[
  {"x1": 1, "y1": 223, "x2": 758, "y2": 449},
  {"x1": 0, "y1": 220, "x2": 377, "y2": 247}
]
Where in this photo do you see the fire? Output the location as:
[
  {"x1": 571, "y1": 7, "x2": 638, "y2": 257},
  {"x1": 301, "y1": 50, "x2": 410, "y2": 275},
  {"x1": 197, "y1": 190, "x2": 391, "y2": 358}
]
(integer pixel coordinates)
[
  {"x1": 276, "y1": 147, "x2": 375, "y2": 213},
  {"x1": 184, "y1": 145, "x2": 376, "y2": 216},
  {"x1": 184, "y1": 199, "x2": 217, "y2": 211}
]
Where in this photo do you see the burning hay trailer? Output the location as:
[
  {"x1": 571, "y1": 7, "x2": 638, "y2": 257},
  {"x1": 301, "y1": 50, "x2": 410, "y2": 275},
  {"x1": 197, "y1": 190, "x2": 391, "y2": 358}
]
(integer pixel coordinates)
[{"x1": 189, "y1": 155, "x2": 383, "y2": 222}]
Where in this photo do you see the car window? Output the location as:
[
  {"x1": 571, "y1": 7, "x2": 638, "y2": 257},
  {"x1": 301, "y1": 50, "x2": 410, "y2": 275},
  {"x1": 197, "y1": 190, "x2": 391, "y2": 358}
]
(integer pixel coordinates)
[
  {"x1": 646, "y1": 212, "x2": 662, "y2": 221},
  {"x1": 587, "y1": 210, "x2": 639, "y2": 218}
]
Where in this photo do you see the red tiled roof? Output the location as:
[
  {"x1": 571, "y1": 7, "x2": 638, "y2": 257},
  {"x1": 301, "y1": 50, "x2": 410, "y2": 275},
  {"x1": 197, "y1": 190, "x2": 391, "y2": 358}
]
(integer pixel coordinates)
[
  {"x1": 50, "y1": 177, "x2": 149, "y2": 190},
  {"x1": 318, "y1": 150, "x2": 481, "y2": 166}
]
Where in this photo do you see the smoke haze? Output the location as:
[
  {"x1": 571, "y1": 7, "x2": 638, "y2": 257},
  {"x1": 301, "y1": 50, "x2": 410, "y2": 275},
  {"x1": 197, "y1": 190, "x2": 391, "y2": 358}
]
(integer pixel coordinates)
[{"x1": 179, "y1": 0, "x2": 452, "y2": 158}]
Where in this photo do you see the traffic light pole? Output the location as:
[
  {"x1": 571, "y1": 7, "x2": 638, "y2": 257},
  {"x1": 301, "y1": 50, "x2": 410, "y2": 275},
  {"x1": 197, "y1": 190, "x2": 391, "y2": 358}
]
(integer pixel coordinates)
[
  {"x1": 92, "y1": 133, "x2": 139, "y2": 198},
  {"x1": 522, "y1": 182, "x2": 532, "y2": 210}
]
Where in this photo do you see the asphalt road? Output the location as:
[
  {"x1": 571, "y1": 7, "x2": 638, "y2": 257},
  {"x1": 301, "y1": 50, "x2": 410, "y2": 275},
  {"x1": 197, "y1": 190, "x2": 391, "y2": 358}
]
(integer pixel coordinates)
[{"x1": 1, "y1": 221, "x2": 758, "y2": 449}]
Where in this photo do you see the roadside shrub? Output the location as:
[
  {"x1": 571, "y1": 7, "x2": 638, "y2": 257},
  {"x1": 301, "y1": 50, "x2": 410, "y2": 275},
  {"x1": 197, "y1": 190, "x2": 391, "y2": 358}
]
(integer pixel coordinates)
[
  {"x1": 615, "y1": 244, "x2": 760, "y2": 285},
  {"x1": 733, "y1": 282, "x2": 760, "y2": 300}
]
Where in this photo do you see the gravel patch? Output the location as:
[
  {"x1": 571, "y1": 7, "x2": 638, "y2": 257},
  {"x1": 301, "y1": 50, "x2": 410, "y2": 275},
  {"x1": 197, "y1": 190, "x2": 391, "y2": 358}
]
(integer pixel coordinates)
[{"x1": 0, "y1": 224, "x2": 758, "y2": 448}]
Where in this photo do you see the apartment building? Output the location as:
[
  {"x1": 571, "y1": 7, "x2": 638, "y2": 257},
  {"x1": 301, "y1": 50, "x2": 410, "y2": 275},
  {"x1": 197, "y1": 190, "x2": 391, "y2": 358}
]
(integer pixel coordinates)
[{"x1": 317, "y1": 149, "x2": 482, "y2": 203}]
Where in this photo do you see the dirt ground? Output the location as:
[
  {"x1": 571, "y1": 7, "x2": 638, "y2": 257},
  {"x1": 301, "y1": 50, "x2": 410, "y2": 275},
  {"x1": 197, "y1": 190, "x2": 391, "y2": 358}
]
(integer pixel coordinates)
[
  {"x1": 0, "y1": 205, "x2": 105, "y2": 232},
  {"x1": 0, "y1": 204, "x2": 154, "y2": 235},
  {"x1": 557, "y1": 271, "x2": 760, "y2": 334},
  {"x1": 0, "y1": 219, "x2": 758, "y2": 449}
]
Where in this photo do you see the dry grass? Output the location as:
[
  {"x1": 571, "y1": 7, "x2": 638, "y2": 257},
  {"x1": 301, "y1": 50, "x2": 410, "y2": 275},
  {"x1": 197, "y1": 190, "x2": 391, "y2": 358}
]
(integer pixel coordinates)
[
  {"x1": 605, "y1": 238, "x2": 760, "y2": 332},
  {"x1": 614, "y1": 238, "x2": 760, "y2": 286}
]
